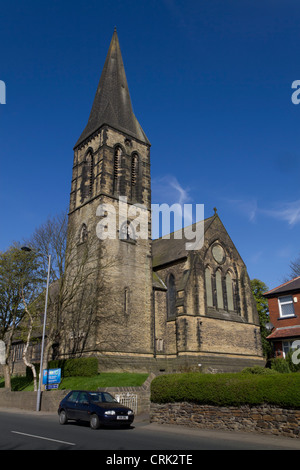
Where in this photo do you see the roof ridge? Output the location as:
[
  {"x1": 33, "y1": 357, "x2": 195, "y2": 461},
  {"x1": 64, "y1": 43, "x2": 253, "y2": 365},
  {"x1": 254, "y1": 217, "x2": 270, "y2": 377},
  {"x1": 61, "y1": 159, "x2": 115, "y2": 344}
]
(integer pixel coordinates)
[
  {"x1": 264, "y1": 275, "x2": 300, "y2": 295},
  {"x1": 152, "y1": 214, "x2": 216, "y2": 242}
]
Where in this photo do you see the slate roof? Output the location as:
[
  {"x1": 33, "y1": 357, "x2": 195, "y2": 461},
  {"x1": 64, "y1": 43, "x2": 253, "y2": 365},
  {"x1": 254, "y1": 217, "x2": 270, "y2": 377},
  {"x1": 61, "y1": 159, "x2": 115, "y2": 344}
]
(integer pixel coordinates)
[
  {"x1": 152, "y1": 215, "x2": 215, "y2": 268},
  {"x1": 75, "y1": 29, "x2": 149, "y2": 148},
  {"x1": 264, "y1": 276, "x2": 300, "y2": 298}
]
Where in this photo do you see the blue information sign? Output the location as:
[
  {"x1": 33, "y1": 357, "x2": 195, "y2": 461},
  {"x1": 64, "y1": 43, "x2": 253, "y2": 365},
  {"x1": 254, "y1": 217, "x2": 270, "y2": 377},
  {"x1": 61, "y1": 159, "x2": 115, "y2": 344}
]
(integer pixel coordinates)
[
  {"x1": 46, "y1": 384, "x2": 59, "y2": 390},
  {"x1": 42, "y1": 368, "x2": 61, "y2": 386}
]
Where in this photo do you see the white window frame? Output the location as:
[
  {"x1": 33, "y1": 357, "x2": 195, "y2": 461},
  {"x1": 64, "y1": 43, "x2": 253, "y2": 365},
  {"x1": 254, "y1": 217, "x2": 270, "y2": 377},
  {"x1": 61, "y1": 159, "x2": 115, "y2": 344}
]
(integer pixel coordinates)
[{"x1": 278, "y1": 295, "x2": 295, "y2": 318}]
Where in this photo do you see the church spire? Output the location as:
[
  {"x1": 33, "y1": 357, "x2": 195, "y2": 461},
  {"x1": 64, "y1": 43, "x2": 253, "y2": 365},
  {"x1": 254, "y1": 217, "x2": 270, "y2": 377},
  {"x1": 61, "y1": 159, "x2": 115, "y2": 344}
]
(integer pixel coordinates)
[{"x1": 75, "y1": 29, "x2": 149, "y2": 148}]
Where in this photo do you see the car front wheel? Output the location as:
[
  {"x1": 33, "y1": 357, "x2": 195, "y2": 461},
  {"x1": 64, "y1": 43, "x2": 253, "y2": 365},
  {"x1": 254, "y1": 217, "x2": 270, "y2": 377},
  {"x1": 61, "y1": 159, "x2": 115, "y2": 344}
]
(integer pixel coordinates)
[
  {"x1": 59, "y1": 410, "x2": 68, "y2": 425},
  {"x1": 90, "y1": 414, "x2": 100, "y2": 430}
]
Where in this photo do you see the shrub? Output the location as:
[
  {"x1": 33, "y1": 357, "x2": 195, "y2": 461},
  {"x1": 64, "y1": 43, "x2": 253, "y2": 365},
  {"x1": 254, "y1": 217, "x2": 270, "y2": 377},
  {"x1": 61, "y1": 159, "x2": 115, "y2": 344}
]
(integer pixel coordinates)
[
  {"x1": 26, "y1": 357, "x2": 98, "y2": 379},
  {"x1": 150, "y1": 372, "x2": 300, "y2": 408},
  {"x1": 286, "y1": 350, "x2": 300, "y2": 373},
  {"x1": 48, "y1": 357, "x2": 98, "y2": 377},
  {"x1": 241, "y1": 366, "x2": 278, "y2": 375},
  {"x1": 270, "y1": 358, "x2": 291, "y2": 373}
]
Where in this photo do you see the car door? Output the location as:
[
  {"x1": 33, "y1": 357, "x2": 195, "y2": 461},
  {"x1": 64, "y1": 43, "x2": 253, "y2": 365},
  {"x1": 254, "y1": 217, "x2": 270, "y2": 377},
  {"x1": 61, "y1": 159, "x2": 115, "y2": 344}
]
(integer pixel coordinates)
[
  {"x1": 75, "y1": 392, "x2": 91, "y2": 422},
  {"x1": 64, "y1": 391, "x2": 80, "y2": 419}
]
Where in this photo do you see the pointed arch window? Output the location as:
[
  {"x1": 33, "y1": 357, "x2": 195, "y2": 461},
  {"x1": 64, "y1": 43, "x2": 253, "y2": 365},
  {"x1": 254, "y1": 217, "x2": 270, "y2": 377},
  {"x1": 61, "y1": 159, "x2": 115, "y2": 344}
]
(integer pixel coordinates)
[
  {"x1": 124, "y1": 287, "x2": 129, "y2": 315},
  {"x1": 80, "y1": 150, "x2": 94, "y2": 202},
  {"x1": 80, "y1": 223, "x2": 88, "y2": 243},
  {"x1": 120, "y1": 220, "x2": 136, "y2": 242},
  {"x1": 167, "y1": 273, "x2": 176, "y2": 319},
  {"x1": 205, "y1": 267, "x2": 213, "y2": 307},
  {"x1": 226, "y1": 271, "x2": 234, "y2": 311},
  {"x1": 215, "y1": 270, "x2": 224, "y2": 310}
]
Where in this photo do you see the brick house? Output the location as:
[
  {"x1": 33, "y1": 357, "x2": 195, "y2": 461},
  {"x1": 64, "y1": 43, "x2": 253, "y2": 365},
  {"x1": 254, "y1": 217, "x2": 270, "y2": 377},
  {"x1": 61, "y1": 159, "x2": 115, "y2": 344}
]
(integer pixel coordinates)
[{"x1": 264, "y1": 276, "x2": 300, "y2": 358}]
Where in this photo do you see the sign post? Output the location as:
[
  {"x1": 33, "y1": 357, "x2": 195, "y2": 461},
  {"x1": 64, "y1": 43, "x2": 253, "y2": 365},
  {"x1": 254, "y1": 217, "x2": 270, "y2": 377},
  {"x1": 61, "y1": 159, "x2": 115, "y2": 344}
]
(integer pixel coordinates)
[{"x1": 42, "y1": 368, "x2": 62, "y2": 390}]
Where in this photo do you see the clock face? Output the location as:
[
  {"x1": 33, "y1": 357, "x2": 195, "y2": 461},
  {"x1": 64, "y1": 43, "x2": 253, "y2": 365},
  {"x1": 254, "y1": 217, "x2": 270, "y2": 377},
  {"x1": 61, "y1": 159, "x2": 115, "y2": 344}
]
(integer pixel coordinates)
[{"x1": 212, "y1": 244, "x2": 225, "y2": 263}]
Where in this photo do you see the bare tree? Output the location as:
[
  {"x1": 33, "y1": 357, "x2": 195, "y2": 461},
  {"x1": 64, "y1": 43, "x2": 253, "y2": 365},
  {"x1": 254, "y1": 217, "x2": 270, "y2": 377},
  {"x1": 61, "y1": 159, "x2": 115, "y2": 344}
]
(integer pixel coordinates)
[
  {"x1": 17, "y1": 206, "x2": 147, "y2": 381},
  {"x1": 282, "y1": 253, "x2": 300, "y2": 283},
  {"x1": 20, "y1": 289, "x2": 39, "y2": 391},
  {"x1": 289, "y1": 253, "x2": 300, "y2": 279},
  {"x1": 24, "y1": 211, "x2": 117, "y2": 376}
]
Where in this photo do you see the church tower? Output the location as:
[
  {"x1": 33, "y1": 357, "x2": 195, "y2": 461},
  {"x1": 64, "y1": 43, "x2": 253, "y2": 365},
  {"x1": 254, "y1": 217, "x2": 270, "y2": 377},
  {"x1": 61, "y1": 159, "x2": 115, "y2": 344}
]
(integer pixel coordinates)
[{"x1": 67, "y1": 30, "x2": 153, "y2": 370}]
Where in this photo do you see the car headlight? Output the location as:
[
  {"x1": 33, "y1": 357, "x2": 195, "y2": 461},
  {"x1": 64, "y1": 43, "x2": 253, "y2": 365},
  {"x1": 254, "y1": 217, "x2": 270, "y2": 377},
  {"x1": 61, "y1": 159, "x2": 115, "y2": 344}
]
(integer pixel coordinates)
[
  {"x1": 104, "y1": 410, "x2": 116, "y2": 416},
  {"x1": 128, "y1": 410, "x2": 134, "y2": 416}
]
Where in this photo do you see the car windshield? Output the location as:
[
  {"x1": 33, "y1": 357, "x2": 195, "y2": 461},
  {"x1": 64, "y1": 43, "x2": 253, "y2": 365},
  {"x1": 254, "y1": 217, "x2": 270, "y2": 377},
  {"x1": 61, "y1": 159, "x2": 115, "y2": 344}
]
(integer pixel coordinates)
[{"x1": 88, "y1": 392, "x2": 118, "y2": 403}]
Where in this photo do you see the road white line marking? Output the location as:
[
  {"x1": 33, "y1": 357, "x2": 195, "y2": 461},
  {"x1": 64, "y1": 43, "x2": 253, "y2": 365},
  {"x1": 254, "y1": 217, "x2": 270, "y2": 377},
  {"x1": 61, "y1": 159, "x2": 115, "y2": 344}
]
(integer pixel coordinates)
[{"x1": 11, "y1": 431, "x2": 76, "y2": 446}]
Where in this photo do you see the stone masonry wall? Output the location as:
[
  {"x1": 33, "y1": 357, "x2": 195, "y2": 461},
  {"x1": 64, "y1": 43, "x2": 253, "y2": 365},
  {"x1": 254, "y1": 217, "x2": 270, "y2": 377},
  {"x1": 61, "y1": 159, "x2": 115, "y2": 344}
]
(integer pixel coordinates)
[
  {"x1": 150, "y1": 402, "x2": 300, "y2": 439},
  {"x1": 0, "y1": 374, "x2": 154, "y2": 415}
]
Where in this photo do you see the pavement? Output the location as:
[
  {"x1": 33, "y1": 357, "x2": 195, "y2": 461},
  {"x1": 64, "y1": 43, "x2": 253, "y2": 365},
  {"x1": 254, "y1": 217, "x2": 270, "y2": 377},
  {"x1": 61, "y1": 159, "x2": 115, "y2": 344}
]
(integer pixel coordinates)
[{"x1": 0, "y1": 406, "x2": 151, "y2": 421}]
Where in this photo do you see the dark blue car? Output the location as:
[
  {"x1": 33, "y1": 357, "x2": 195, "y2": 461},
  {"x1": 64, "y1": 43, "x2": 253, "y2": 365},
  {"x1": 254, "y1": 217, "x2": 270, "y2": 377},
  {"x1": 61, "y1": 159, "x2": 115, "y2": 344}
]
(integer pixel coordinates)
[{"x1": 58, "y1": 390, "x2": 134, "y2": 429}]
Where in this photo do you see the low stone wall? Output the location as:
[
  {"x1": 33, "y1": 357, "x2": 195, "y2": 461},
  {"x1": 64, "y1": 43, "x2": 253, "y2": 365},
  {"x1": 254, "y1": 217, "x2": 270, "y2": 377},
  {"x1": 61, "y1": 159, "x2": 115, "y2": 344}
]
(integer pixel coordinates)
[
  {"x1": 0, "y1": 388, "x2": 68, "y2": 412},
  {"x1": 0, "y1": 374, "x2": 154, "y2": 415},
  {"x1": 150, "y1": 402, "x2": 300, "y2": 439}
]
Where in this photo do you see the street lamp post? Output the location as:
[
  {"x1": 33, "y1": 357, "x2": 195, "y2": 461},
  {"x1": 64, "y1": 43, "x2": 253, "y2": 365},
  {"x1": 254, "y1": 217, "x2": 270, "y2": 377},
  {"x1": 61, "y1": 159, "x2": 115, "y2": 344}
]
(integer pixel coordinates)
[{"x1": 21, "y1": 247, "x2": 51, "y2": 411}]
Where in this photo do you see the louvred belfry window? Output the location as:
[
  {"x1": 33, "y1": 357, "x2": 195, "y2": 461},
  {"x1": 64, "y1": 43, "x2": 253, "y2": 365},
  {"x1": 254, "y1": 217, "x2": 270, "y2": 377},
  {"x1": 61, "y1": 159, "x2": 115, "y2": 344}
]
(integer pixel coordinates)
[
  {"x1": 88, "y1": 154, "x2": 93, "y2": 197},
  {"x1": 131, "y1": 154, "x2": 138, "y2": 186},
  {"x1": 131, "y1": 153, "x2": 139, "y2": 200},
  {"x1": 114, "y1": 147, "x2": 122, "y2": 193}
]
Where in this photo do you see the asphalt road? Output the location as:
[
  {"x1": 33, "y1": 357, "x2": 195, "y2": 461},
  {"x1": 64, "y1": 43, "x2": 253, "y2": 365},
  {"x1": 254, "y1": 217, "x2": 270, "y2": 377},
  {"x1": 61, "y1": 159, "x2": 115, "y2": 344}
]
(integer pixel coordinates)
[{"x1": 0, "y1": 407, "x2": 299, "y2": 455}]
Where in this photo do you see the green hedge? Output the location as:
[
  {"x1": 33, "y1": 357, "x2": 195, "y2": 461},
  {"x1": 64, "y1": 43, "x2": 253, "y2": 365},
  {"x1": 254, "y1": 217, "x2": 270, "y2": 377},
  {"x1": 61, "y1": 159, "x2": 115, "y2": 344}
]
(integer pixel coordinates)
[
  {"x1": 26, "y1": 357, "x2": 98, "y2": 379},
  {"x1": 150, "y1": 372, "x2": 300, "y2": 408},
  {"x1": 49, "y1": 357, "x2": 98, "y2": 377}
]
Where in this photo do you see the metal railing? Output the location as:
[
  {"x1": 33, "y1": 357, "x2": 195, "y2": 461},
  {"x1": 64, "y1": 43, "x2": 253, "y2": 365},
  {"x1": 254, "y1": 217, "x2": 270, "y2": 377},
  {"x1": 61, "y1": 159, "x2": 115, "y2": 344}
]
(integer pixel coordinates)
[{"x1": 115, "y1": 393, "x2": 138, "y2": 414}]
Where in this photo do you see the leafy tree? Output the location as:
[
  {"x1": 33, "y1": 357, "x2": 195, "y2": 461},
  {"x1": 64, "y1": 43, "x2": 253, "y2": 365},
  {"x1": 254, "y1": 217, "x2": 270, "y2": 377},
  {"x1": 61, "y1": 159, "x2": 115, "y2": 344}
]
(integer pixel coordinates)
[
  {"x1": 250, "y1": 278, "x2": 272, "y2": 358},
  {"x1": 0, "y1": 245, "x2": 42, "y2": 388}
]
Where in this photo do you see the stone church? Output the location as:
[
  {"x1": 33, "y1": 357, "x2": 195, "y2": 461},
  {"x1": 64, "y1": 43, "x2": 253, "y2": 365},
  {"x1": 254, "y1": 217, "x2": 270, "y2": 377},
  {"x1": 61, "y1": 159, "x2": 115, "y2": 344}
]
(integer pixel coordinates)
[{"x1": 64, "y1": 29, "x2": 264, "y2": 373}]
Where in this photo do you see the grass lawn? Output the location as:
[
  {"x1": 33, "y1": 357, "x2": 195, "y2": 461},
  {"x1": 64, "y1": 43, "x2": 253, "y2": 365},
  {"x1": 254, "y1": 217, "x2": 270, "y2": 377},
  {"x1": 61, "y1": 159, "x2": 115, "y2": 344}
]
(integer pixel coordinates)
[
  {"x1": 59, "y1": 373, "x2": 149, "y2": 390},
  {"x1": 0, "y1": 373, "x2": 149, "y2": 391}
]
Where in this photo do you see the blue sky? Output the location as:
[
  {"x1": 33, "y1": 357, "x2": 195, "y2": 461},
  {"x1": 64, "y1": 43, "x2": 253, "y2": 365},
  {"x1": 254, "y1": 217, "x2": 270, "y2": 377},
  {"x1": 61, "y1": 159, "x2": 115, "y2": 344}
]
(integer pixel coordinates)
[{"x1": 0, "y1": 0, "x2": 300, "y2": 290}]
